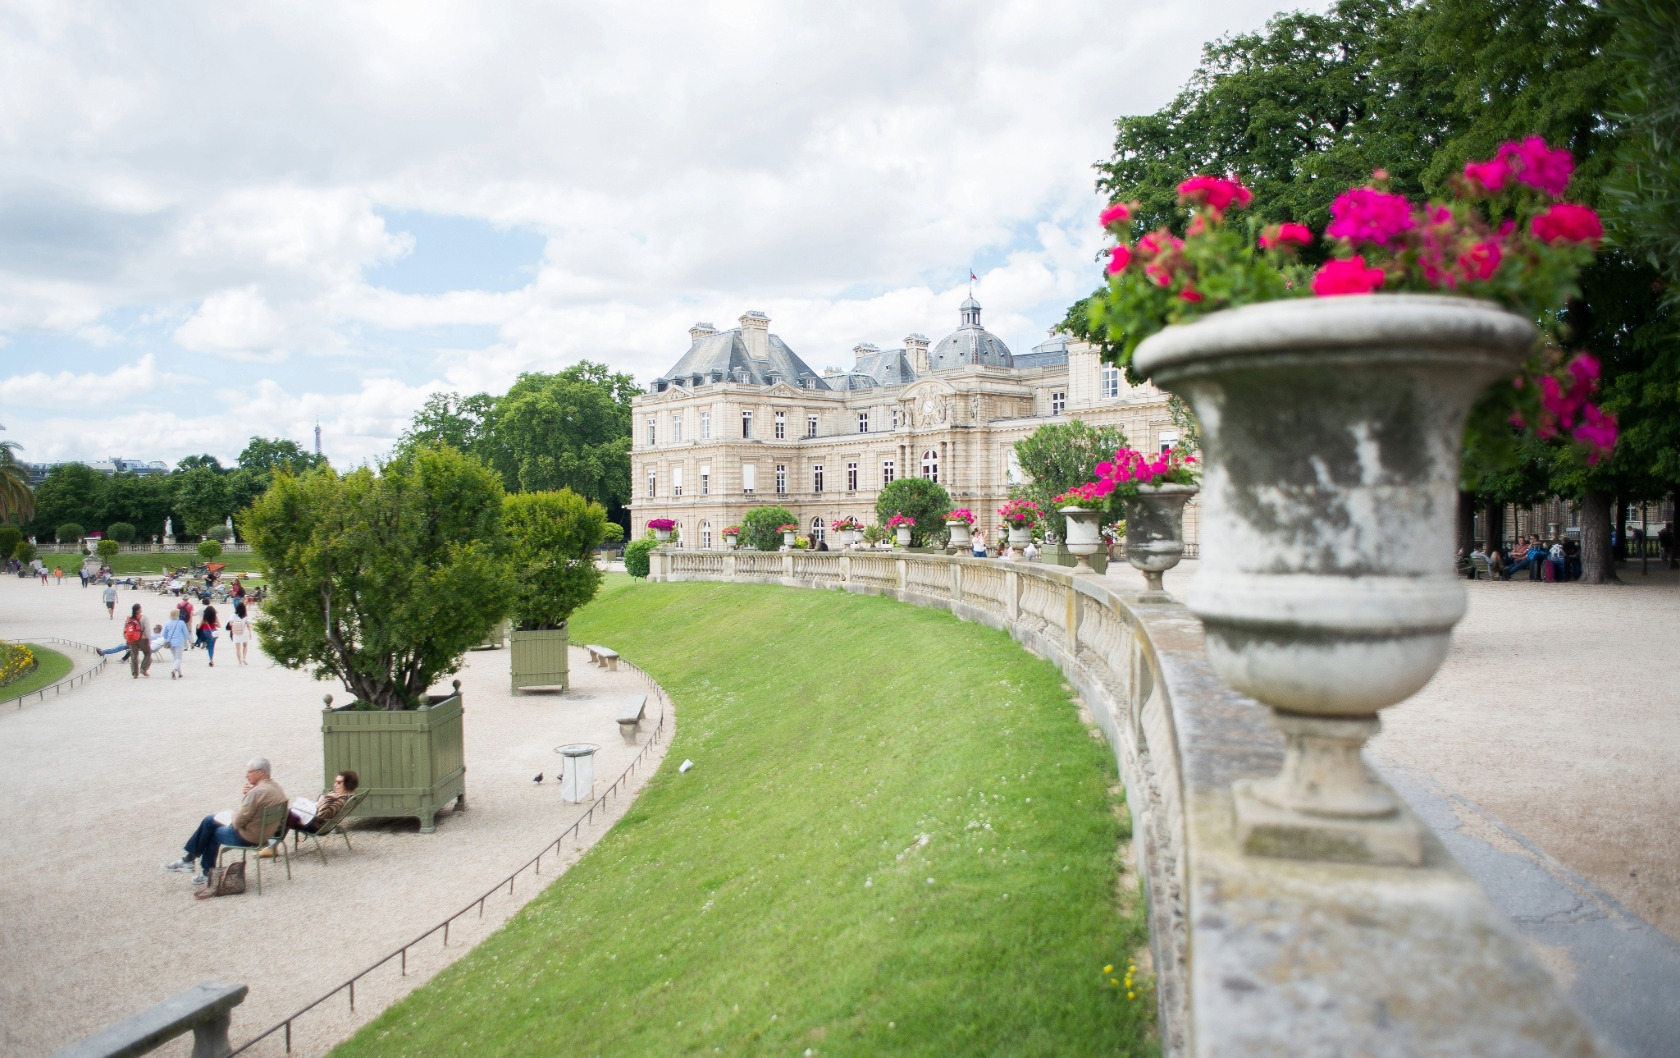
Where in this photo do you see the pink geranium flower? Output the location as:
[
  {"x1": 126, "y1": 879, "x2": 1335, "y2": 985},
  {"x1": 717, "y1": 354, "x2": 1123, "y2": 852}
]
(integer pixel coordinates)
[
  {"x1": 1462, "y1": 158, "x2": 1510, "y2": 195},
  {"x1": 1458, "y1": 241, "x2": 1502, "y2": 282},
  {"x1": 1258, "y1": 223, "x2": 1313, "y2": 250},
  {"x1": 1325, "y1": 189, "x2": 1416, "y2": 248},
  {"x1": 1499, "y1": 138, "x2": 1573, "y2": 197},
  {"x1": 1099, "y1": 203, "x2": 1132, "y2": 229},
  {"x1": 1530, "y1": 203, "x2": 1603, "y2": 246},
  {"x1": 1178, "y1": 288, "x2": 1203, "y2": 303},
  {"x1": 1176, "y1": 175, "x2": 1252, "y2": 214},
  {"x1": 1106, "y1": 244, "x2": 1132, "y2": 275},
  {"x1": 1311, "y1": 257, "x2": 1386, "y2": 296}
]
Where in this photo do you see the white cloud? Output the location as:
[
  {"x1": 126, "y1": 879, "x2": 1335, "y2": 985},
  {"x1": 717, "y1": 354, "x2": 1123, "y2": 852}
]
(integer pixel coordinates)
[
  {"x1": 0, "y1": 0, "x2": 1320, "y2": 465},
  {"x1": 0, "y1": 353, "x2": 181, "y2": 405}
]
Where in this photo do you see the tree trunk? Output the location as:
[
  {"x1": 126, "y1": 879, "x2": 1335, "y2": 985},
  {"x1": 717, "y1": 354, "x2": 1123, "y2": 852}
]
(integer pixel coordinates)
[
  {"x1": 1484, "y1": 503, "x2": 1505, "y2": 553},
  {"x1": 1456, "y1": 490, "x2": 1476, "y2": 556},
  {"x1": 1580, "y1": 490, "x2": 1620, "y2": 584},
  {"x1": 1671, "y1": 489, "x2": 1678, "y2": 570}
]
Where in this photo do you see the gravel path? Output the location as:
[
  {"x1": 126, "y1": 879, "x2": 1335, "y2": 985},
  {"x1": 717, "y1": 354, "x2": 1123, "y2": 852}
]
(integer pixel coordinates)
[{"x1": 0, "y1": 575, "x2": 673, "y2": 1058}]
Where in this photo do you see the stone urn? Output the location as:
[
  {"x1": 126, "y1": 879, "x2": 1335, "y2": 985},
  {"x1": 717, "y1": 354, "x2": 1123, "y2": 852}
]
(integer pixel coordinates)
[
  {"x1": 945, "y1": 521, "x2": 972, "y2": 552},
  {"x1": 1006, "y1": 525, "x2": 1031, "y2": 559},
  {"x1": 1058, "y1": 507, "x2": 1104, "y2": 574},
  {"x1": 1134, "y1": 295, "x2": 1535, "y2": 867},
  {"x1": 841, "y1": 528, "x2": 859, "y2": 549},
  {"x1": 782, "y1": 531, "x2": 796, "y2": 549},
  {"x1": 895, "y1": 526, "x2": 912, "y2": 547},
  {"x1": 723, "y1": 535, "x2": 737, "y2": 550},
  {"x1": 1121, "y1": 485, "x2": 1197, "y2": 599},
  {"x1": 652, "y1": 527, "x2": 671, "y2": 543}
]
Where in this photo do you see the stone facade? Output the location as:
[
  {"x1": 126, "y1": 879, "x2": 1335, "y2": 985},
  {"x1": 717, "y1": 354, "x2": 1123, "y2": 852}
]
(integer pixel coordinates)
[{"x1": 629, "y1": 300, "x2": 1199, "y2": 547}]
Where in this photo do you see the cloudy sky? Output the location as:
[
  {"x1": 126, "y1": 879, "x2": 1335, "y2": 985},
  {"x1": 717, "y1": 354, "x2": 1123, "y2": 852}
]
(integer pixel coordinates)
[{"x1": 0, "y1": 0, "x2": 1308, "y2": 469}]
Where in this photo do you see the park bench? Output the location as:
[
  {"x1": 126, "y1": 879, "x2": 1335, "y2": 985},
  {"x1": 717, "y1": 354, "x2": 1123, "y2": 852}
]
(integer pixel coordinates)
[
  {"x1": 587, "y1": 645, "x2": 620, "y2": 671},
  {"x1": 52, "y1": 981, "x2": 247, "y2": 1058},
  {"x1": 617, "y1": 694, "x2": 647, "y2": 744}
]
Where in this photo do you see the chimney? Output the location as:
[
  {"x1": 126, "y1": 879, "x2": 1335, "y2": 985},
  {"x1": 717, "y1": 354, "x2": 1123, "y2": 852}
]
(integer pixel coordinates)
[
  {"x1": 739, "y1": 311, "x2": 770, "y2": 360},
  {"x1": 905, "y1": 333, "x2": 929, "y2": 374},
  {"x1": 689, "y1": 321, "x2": 718, "y2": 344},
  {"x1": 852, "y1": 342, "x2": 879, "y2": 366}
]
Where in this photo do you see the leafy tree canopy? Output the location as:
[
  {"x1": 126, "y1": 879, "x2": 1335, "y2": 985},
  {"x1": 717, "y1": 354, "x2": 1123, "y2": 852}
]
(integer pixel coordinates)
[
  {"x1": 740, "y1": 506, "x2": 797, "y2": 551},
  {"x1": 106, "y1": 522, "x2": 136, "y2": 544},
  {"x1": 244, "y1": 447, "x2": 515, "y2": 710},
  {"x1": 175, "y1": 454, "x2": 224, "y2": 473},
  {"x1": 874, "y1": 478, "x2": 951, "y2": 547},
  {"x1": 398, "y1": 392, "x2": 498, "y2": 460},
  {"x1": 503, "y1": 490, "x2": 608, "y2": 629},
  {"x1": 173, "y1": 467, "x2": 230, "y2": 537},
  {"x1": 55, "y1": 523, "x2": 85, "y2": 542},
  {"x1": 0, "y1": 527, "x2": 21, "y2": 559},
  {"x1": 1012, "y1": 421, "x2": 1129, "y2": 537},
  {"x1": 238, "y1": 436, "x2": 327, "y2": 478},
  {"x1": 623, "y1": 538, "x2": 657, "y2": 579},
  {"x1": 487, "y1": 363, "x2": 636, "y2": 508}
]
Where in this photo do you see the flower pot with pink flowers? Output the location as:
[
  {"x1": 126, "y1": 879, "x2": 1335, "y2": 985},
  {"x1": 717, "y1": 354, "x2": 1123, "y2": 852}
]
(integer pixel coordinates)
[
  {"x1": 1083, "y1": 139, "x2": 1617, "y2": 866},
  {"x1": 647, "y1": 518, "x2": 676, "y2": 543},
  {"x1": 777, "y1": 524, "x2": 798, "y2": 549},
  {"x1": 1082, "y1": 450, "x2": 1199, "y2": 596},
  {"x1": 721, "y1": 526, "x2": 742, "y2": 549},
  {"x1": 996, "y1": 501, "x2": 1042, "y2": 558},
  {"x1": 942, "y1": 509, "x2": 975, "y2": 551},
  {"x1": 1049, "y1": 485, "x2": 1107, "y2": 574},
  {"x1": 885, "y1": 515, "x2": 915, "y2": 548},
  {"x1": 832, "y1": 516, "x2": 865, "y2": 549}
]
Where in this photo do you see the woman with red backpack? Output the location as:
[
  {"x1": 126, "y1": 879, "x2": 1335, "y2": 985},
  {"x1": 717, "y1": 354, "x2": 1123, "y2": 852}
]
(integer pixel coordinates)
[{"x1": 124, "y1": 604, "x2": 151, "y2": 678}]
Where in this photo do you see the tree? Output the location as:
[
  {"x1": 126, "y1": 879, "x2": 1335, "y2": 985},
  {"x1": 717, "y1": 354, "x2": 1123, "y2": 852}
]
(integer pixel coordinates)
[
  {"x1": 175, "y1": 454, "x2": 224, "y2": 473},
  {"x1": 503, "y1": 490, "x2": 608, "y2": 630},
  {"x1": 96, "y1": 539, "x2": 120, "y2": 565},
  {"x1": 623, "y1": 538, "x2": 657, "y2": 579},
  {"x1": 398, "y1": 392, "x2": 498, "y2": 459},
  {"x1": 106, "y1": 522, "x2": 136, "y2": 544},
  {"x1": 56, "y1": 523, "x2": 85, "y2": 543},
  {"x1": 0, "y1": 527, "x2": 21, "y2": 560},
  {"x1": 874, "y1": 479, "x2": 951, "y2": 547},
  {"x1": 196, "y1": 539, "x2": 223, "y2": 563},
  {"x1": 99, "y1": 473, "x2": 173, "y2": 541},
  {"x1": 244, "y1": 447, "x2": 515, "y2": 711},
  {"x1": 238, "y1": 436, "x2": 326, "y2": 477},
  {"x1": 0, "y1": 424, "x2": 34, "y2": 525},
  {"x1": 740, "y1": 506, "x2": 797, "y2": 551},
  {"x1": 27, "y1": 463, "x2": 104, "y2": 539},
  {"x1": 14, "y1": 541, "x2": 36, "y2": 565},
  {"x1": 487, "y1": 364, "x2": 635, "y2": 508},
  {"x1": 1012, "y1": 421, "x2": 1129, "y2": 537},
  {"x1": 172, "y1": 467, "x2": 230, "y2": 538}
]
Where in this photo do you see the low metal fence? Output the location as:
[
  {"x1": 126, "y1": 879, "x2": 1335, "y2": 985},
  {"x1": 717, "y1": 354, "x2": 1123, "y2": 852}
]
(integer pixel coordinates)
[
  {"x1": 4, "y1": 637, "x2": 108, "y2": 712},
  {"x1": 227, "y1": 657, "x2": 673, "y2": 1056}
]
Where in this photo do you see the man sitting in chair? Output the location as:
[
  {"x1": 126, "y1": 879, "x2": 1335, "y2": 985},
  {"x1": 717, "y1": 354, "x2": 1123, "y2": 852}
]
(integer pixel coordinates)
[
  {"x1": 266, "y1": 770, "x2": 359, "y2": 858},
  {"x1": 163, "y1": 757, "x2": 288, "y2": 887}
]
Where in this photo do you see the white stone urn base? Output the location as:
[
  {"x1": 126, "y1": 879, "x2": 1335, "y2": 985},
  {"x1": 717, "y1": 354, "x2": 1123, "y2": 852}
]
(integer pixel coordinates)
[
  {"x1": 652, "y1": 528, "x2": 670, "y2": 542},
  {"x1": 1058, "y1": 507, "x2": 1103, "y2": 574},
  {"x1": 782, "y1": 532, "x2": 795, "y2": 549},
  {"x1": 723, "y1": 537, "x2": 737, "y2": 550},
  {"x1": 945, "y1": 521, "x2": 972, "y2": 552},
  {"x1": 1135, "y1": 294, "x2": 1535, "y2": 867},
  {"x1": 1006, "y1": 526, "x2": 1031, "y2": 560},
  {"x1": 1122, "y1": 485, "x2": 1196, "y2": 599},
  {"x1": 895, "y1": 527, "x2": 912, "y2": 547}
]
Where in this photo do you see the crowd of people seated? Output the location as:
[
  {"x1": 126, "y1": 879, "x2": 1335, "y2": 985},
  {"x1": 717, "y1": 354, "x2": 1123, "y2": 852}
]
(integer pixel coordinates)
[{"x1": 1458, "y1": 536, "x2": 1582, "y2": 581}]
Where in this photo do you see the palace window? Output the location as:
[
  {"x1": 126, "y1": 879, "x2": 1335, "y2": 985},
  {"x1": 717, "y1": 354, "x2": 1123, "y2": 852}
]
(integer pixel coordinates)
[
  {"x1": 672, "y1": 466, "x2": 683, "y2": 497},
  {"x1": 811, "y1": 517, "x2": 826, "y2": 544},
  {"x1": 1159, "y1": 430, "x2": 1179, "y2": 455},
  {"x1": 882, "y1": 459, "x2": 895, "y2": 486},
  {"x1": 807, "y1": 414, "x2": 818, "y2": 438},
  {"x1": 700, "y1": 521, "x2": 712, "y2": 549},
  {"x1": 857, "y1": 411, "x2": 869, "y2": 433},
  {"x1": 775, "y1": 464, "x2": 786, "y2": 494},
  {"x1": 646, "y1": 468, "x2": 657, "y2": 498},
  {"x1": 1051, "y1": 391, "x2": 1066, "y2": 415},
  {"x1": 922, "y1": 449, "x2": 939, "y2": 483},
  {"x1": 846, "y1": 462, "x2": 858, "y2": 491},
  {"x1": 742, "y1": 410, "x2": 754, "y2": 439},
  {"x1": 672, "y1": 413, "x2": 683, "y2": 443},
  {"x1": 700, "y1": 411, "x2": 711, "y2": 439},
  {"x1": 813, "y1": 464, "x2": 824, "y2": 493},
  {"x1": 1101, "y1": 366, "x2": 1121, "y2": 399},
  {"x1": 646, "y1": 415, "x2": 657, "y2": 446},
  {"x1": 700, "y1": 465, "x2": 710, "y2": 495},
  {"x1": 775, "y1": 411, "x2": 786, "y2": 439},
  {"x1": 742, "y1": 464, "x2": 756, "y2": 493},
  {"x1": 891, "y1": 408, "x2": 900, "y2": 429}
]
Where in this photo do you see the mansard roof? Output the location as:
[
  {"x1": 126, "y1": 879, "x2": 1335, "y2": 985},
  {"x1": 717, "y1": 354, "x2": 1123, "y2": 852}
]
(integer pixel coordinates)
[
  {"x1": 853, "y1": 346, "x2": 917, "y2": 387},
  {"x1": 655, "y1": 329, "x2": 829, "y2": 391}
]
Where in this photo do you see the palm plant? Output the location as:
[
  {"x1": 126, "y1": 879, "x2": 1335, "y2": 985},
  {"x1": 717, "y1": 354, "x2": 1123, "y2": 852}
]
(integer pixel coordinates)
[{"x1": 0, "y1": 425, "x2": 34, "y2": 525}]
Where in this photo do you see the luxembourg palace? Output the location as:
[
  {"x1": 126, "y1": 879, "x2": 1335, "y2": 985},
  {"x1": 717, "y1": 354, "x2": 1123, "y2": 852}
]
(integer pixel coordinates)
[{"x1": 628, "y1": 297, "x2": 1200, "y2": 547}]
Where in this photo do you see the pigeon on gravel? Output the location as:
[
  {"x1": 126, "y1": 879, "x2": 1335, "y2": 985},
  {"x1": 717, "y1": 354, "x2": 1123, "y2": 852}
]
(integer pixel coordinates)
[{"x1": 532, "y1": 772, "x2": 543, "y2": 784}]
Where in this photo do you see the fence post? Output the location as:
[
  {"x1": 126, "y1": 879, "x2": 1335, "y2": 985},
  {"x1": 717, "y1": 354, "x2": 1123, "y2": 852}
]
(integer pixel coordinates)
[
  {"x1": 1005, "y1": 570, "x2": 1020, "y2": 622},
  {"x1": 895, "y1": 556, "x2": 907, "y2": 594}
]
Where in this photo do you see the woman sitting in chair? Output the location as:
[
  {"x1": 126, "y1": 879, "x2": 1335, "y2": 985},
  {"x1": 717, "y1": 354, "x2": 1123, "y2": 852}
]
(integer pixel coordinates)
[{"x1": 271, "y1": 771, "x2": 359, "y2": 857}]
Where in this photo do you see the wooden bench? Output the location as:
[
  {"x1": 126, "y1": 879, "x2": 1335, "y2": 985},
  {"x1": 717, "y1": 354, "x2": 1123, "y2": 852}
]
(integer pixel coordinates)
[
  {"x1": 617, "y1": 694, "x2": 647, "y2": 744},
  {"x1": 587, "y1": 645, "x2": 620, "y2": 671},
  {"x1": 52, "y1": 981, "x2": 248, "y2": 1058}
]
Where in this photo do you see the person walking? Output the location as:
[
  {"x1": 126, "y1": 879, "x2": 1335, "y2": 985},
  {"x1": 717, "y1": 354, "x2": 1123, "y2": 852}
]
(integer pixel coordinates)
[
  {"x1": 162, "y1": 608, "x2": 190, "y2": 679},
  {"x1": 197, "y1": 603, "x2": 219, "y2": 667},
  {"x1": 102, "y1": 581, "x2": 118, "y2": 619},
  {"x1": 125, "y1": 603, "x2": 152, "y2": 678},
  {"x1": 227, "y1": 602, "x2": 252, "y2": 666}
]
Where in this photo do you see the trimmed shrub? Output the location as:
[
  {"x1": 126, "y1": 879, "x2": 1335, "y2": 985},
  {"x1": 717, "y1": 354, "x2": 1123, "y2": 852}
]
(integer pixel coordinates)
[
  {"x1": 874, "y1": 479, "x2": 950, "y2": 547},
  {"x1": 740, "y1": 506, "x2": 796, "y2": 551},
  {"x1": 205, "y1": 525, "x2": 232, "y2": 542},
  {"x1": 0, "y1": 527, "x2": 20, "y2": 561},
  {"x1": 504, "y1": 490, "x2": 608, "y2": 630},
  {"x1": 624, "y1": 538, "x2": 657, "y2": 579},
  {"x1": 56, "y1": 523, "x2": 86, "y2": 543},
  {"x1": 196, "y1": 539, "x2": 224, "y2": 563},
  {"x1": 106, "y1": 522, "x2": 137, "y2": 544},
  {"x1": 14, "y1": 541, "x2": 37, "y2": 564},
  {"x1": 96, "y1": 539, "x2": 120, "y2": 564}
]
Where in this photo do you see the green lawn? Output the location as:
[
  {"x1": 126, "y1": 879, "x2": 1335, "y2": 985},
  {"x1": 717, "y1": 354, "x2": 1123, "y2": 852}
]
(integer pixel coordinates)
[
  {"x1": 0, "y1": 644, "x2": 75, "y2": 702},
  {"x1": 333, "y1": 577, "x2": 1154, "y2": 1057},
  {"x1": 104, "y1": 553, "x2": 265, "y2": 576}
]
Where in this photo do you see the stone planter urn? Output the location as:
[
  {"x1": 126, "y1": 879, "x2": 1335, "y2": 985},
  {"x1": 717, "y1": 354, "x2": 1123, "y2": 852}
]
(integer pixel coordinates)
[
  {"x1": 510, "y1": 623, "x2": 569, "y2": 693},
  {"x1": 1134, "y1": 295, "x2": 1534, "y2": 867},
  {"x1": 1121, "y1": 485, "x2": 1197, "y2": 599},
  {"x1": 652, "y1": 528, "x2": 671, "y2": 543},
  {"x1": 723, "y1": 535, "x2": 738, "y2": 550},
  {"x1": 782, "y1": 531, "x2": 796, "y2": 548},
  {"x1": 895, "y1": 526, "x2": 912, "y2": 547},
  {"x1": 1058, "y1": 507, "x2": 1104, "y2": 574},
  {"x1": 1006, "y1": 525, "x2": 1031, "y2": 559},
  {"x1": 321, "y1": 682, "x2": 466, "y2": 833},
  {"x1": 945, "y1": 521, "x2": 972, "y2": 552}
]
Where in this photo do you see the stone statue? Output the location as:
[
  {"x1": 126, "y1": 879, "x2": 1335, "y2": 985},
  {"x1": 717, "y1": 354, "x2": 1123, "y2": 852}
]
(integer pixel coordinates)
[
  {"x1": 163, "y1": 517, "x2": 173, "y2": 538},
  {"x1": 225, "y1": 515, "x2": 234, "y2": 535}
]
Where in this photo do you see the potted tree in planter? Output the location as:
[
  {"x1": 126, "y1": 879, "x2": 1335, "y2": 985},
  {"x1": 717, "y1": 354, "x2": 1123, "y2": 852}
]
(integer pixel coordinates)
[
  {"x1": 886, "y1": 514, "x2": 915, "y2": 548},
  {"x1": 1087, "y1": 143, "x2": 1614, "y2": 864},
  {"x1": 505, "y1": 489, "x2": 607, "y2": 693},
  {"x1": 244, "y1": 446, "x2": 515, "y2": 834},
  {"x1": 996, "y1": 500, "x2": 1043, "y2": 559},
  {"x1": 647, "y1": 517, "x2": 676, "y2": 542}
]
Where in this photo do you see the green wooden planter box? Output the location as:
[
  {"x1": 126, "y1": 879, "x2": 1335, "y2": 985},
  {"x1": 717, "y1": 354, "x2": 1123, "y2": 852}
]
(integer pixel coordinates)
[
  {"x1": 510, "y1": 624, "x2": 569, "y2": 693},
  {"x1": 321, "y1": 687, "x2": 466, "y2": 833},
  {"x1": 1043, "y1": 542, "x2": 1108, "y2": 574},
  {"x1": 471, "y1": 619, "x2": 509, "y2": 650}
]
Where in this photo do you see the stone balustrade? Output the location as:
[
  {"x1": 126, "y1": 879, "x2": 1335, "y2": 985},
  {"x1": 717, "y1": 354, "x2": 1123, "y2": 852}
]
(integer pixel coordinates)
[{"x1": 650, "y1": 547, "x2": 1609, "y2": 1057}]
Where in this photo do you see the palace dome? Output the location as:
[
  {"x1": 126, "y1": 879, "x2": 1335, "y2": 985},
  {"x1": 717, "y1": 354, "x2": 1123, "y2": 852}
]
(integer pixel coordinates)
[{"x1": 929, "y1": 297, "x2": 1012, "y2": 371}]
